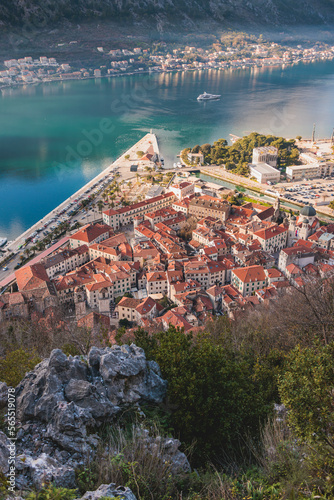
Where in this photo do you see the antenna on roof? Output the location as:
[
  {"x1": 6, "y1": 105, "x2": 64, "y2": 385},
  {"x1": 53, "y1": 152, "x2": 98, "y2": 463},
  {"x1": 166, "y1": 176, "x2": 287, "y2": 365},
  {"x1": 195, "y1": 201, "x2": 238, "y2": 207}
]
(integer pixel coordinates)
[{"x1": 331, "y1": 128, "x2": 334, "y2": 145}]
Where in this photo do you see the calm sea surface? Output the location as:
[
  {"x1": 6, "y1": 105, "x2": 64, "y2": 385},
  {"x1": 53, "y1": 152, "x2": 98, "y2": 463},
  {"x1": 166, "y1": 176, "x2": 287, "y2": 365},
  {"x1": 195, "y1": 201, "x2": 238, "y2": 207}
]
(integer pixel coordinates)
[{"x1": 1, "y1": 60, "x2": 334, "y2": 239}]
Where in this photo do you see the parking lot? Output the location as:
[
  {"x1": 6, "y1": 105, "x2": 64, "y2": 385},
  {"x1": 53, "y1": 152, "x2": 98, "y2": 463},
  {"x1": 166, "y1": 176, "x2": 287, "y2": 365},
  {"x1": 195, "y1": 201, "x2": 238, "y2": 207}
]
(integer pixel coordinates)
[{"x1": 280, "y1": 177, "x2": 334, "y2": 206}]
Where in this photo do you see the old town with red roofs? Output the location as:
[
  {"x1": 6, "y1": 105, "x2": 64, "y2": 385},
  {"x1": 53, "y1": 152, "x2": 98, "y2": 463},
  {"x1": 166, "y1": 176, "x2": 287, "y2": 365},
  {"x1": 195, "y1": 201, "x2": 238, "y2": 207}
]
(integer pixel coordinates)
[{"x1": 1, "y1": 182, "x2": 333, "y2": 340}]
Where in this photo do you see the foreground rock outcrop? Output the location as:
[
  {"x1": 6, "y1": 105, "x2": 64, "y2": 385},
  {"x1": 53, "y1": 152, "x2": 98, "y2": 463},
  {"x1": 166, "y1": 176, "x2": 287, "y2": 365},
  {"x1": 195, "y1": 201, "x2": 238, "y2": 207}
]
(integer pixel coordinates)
[
  {"x1": 16, "y1": 345, "x2": 166, "y2": 423},
  {"x1": 0, "y1": 345, "x2": 171, "y2": 491},
  {"x1": 0, "y1": 345, "x2": 190, "y2": 496}
]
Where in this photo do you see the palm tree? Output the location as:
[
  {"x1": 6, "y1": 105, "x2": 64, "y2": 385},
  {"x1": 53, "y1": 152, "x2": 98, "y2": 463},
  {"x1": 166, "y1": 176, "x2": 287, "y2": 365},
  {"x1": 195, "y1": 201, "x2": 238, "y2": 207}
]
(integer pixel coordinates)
[
  {"x1": 36, "y1": 241, "x2": 45, "y2": 251},
  {"x1": 23, "y1": 248, "x2": 31, "y2": 259},
  {"x1": 97, "y1": 200, "x2": 104, "y2": 214}
]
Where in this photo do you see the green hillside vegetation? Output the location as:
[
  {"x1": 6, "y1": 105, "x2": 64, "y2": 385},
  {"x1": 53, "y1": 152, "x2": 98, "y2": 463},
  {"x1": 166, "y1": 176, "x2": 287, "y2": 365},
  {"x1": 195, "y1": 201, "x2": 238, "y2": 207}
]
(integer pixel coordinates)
[
  {"x1": 1, "y1": 276, "x2": 334, "y2": 498},
  {"x1": 190, "y1": 132, "x2": 300, "y2": 176}
]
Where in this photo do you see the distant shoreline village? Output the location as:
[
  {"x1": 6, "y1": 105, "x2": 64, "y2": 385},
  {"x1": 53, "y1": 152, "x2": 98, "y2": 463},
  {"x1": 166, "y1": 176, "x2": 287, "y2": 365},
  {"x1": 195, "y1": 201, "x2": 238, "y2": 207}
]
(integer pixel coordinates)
[{"x1": 1, "y1": 40, "x2": 334, "y2": 90}]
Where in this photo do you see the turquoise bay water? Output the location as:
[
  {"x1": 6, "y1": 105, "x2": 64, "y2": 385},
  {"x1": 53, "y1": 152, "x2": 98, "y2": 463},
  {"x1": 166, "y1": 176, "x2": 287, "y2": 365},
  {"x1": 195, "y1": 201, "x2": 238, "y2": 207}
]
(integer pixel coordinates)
[{"x1": 1, "y1": 60, "x2": 334, "y2": 239}]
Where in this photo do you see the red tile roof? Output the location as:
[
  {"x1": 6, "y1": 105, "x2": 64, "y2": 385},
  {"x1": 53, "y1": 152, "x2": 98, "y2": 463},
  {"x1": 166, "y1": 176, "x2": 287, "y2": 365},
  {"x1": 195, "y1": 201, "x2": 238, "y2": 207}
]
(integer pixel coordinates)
[
  {"x1": 146, "y1": 271, "x2": 167, "y2": 283},
  {"x1": 161, "y1": 309, "x2": 193, "y2": 332},
  {"x1": 111, "y1": 192, "x2": 175, "y2": 216},
  {"x1": 266, "y1": 268, "x2": 283, "y2": 278},
  {"x1": 70, "y1": 223, "x2": 111, "y2": 244},
  {"x1": 253, "y1": 225, "x2": 287, "y2": 241},
  {"x1": 282, "y1": 245, "x2": 314, "y2": 256},
  {"x1": 15, "y1": 264, "x2": 50, "y2": 291},
  {"x1": 117, "y1": 297, "x2": 141, "y2": 309},
  {"x1": 136, "y1": 296, "x2": 157, "y2": 316},
  {"x1": 286, "y1": 263, "x2": 302, "y2": 274},
  {"x1": 232, "y1": 265, "x2": 266, "y2": 283}
]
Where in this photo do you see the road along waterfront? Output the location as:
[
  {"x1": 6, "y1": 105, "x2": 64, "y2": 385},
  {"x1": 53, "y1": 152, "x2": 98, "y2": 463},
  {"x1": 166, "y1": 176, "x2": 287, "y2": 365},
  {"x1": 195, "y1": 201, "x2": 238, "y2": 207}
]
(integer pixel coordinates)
[{"x1": 0, "y1": 133, "x2": 159, "y2": 288}]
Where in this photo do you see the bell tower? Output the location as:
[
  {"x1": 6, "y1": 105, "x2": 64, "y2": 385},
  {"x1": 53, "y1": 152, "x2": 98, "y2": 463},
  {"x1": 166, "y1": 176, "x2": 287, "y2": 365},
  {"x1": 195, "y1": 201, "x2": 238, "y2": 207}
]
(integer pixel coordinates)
[{"x1": 74, "y1": 287, "x2": 86, "y2": 320}]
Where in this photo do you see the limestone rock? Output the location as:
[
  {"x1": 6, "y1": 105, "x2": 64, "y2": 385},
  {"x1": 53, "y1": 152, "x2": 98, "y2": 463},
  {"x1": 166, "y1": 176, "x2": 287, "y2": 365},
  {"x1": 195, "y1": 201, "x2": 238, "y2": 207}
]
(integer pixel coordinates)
[
  {"x1": 0, "y1": 431, "x2": 10, "y2": 473},
  {"x1": 12, "y1": 345, "x2": 167, "y2": 490},
  {"x1": 15, "y1": 453, "x2": 76, "y2": 489},
  {"x1": 0, "y1": 382, "x2": 8, "y2": 410},
  {"x1": 78, "y1": 483, "x2": 137, "y2": 500},
  {"x1": 135, "y1": 429, "x2": 191, "y2": 475},
  {"x1": 161, "y1": 437, "x2": 191, "y2": 474},
  {"x1": 46, "y1": 401, "x2": 97, "y2": 455},
  {"x1": 16, "y1": 345, "x2": 166, "y2": 426}
]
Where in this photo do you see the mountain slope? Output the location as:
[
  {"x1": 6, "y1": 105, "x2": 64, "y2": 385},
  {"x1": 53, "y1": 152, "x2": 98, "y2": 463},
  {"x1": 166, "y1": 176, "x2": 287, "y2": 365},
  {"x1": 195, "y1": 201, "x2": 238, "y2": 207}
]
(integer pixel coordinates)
[{"x1": 0, "y1": 0, "x2": 334, "y2": 28}]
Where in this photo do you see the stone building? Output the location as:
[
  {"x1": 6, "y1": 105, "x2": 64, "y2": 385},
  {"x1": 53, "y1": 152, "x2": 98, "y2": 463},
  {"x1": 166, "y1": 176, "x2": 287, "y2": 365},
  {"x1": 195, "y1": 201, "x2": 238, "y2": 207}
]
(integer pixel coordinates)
[{"x1": 189, "y1": 197, "x2": 230, "y2": 222}]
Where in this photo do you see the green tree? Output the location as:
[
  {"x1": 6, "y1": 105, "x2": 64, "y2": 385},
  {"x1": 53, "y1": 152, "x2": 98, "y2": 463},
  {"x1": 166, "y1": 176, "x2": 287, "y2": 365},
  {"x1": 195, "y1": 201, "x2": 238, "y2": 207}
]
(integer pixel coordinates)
[
  {"x1": 279, "y1": 342, "x2": 334, "y2": 450},
  {"x1": 97, "y1": 200, "x2": 104, "y2": 213},
  {"x1": 23, "y1": 247, "x2": 31, "y2": 259},
  {"x1": 0, "y1": 349, "x2": 41, "y2": 387},
  {"x1": 119, "y1": 318, "x2": 131, "y2": 328},
  {"x1": 132, "y1": 327, "x2": 272, "y2": 464}
]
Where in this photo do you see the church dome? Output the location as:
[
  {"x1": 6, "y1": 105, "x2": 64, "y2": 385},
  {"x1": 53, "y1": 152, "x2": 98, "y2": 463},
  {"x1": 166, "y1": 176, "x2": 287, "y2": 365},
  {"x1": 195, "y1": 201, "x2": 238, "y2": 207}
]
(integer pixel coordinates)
[{"x1": 300, "y1": 205, "x2": 316, "y2": 217}]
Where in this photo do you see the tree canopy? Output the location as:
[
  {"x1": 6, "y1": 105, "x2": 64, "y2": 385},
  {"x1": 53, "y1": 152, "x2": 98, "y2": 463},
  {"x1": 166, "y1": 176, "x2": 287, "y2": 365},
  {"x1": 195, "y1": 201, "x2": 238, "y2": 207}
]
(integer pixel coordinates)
[
  {"x1": 131, "y1": 325, "x2": 274, "y2": 464},
  {"x1": 279, "y1": 342, "x2": 334, "y2": 449},
  {"x1": 193, "y1": 132, "x2": 300, "y2": 175}
]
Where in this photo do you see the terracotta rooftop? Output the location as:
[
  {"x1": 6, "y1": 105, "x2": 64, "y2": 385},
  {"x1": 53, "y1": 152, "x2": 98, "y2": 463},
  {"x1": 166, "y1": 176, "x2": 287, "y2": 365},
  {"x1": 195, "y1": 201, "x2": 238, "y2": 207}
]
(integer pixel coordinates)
[
  {"x1": 266, "y1": 268, "x2": 284, "y2": 278},
  {"x1": 282, "y1": 245, "x2": 314, "y2": 256},
  {"x1": 286, "y1": 263, "x2": 302, "y2": 274},
  {"x1": 255, "y1": 206, "x2": 275, "y2": 221},
  {"x1": 232, "y1": 265, "x2": 266, "y2": 283},
  {"x1": 207, "y1": 285, "x2": 223, "y2": 297},
  {"x1": 253, "y1": 225, "x2": 287, "y2": 241},
  {"x1": 70, "y1": 223, "x2": 111, "y2": 244},
  {"x1": 117, "y1": 297, "x2": 141, "y2": 309},
  {"x1": 102, "y1": 233, "x2": 128, "y2": 248},
  {"x1": 136, "y1": 296, "x2": 157, "y2": 315},
  {"x1": 146, "y1": 271, "x2": 167, "y2": 283},
  {"x1": 110, "y1": 192, "x2": 175, "y2": 216},
  {"x1": 16, "y1": 263, "x2": 50, "y2": 291},
  {"x1": 161, "y1": 309, "x2": 193, "y2": 332}
]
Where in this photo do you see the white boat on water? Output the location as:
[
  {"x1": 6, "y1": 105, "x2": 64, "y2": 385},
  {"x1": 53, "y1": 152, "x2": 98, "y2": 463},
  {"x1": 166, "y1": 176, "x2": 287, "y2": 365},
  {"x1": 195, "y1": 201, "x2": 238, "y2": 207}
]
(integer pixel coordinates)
[
  {"x1": 0, "y1": 238, "x2": 7, "y2": 247},
  {"x1": 197, "y1": 91, "x2": 221, "y2": 101}
]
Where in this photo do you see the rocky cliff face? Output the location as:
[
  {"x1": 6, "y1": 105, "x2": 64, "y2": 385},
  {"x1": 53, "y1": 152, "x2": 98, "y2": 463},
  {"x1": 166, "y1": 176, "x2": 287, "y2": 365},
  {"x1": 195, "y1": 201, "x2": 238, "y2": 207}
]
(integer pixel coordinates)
[
  {"x1": 0, "y1": 0, "x2": 333, "y2": 28},
  {"x1": 0, "y1": 345, "x2": 189, "y2": 496}
]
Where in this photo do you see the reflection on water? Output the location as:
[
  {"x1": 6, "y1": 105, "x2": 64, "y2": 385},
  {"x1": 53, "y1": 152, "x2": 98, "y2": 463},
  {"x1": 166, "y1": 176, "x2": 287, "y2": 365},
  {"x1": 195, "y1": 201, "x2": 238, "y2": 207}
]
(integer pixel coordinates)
[{"x1": 0, "y1": 60, "x2": 334, "y2": 238}]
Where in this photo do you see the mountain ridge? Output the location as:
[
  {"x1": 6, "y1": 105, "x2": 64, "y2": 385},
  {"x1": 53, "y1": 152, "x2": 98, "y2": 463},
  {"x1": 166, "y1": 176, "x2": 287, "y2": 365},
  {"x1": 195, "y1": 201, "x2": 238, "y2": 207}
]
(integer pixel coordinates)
[{"x1": 1, "y1": 0, "x2": 334, "y2": 28}]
